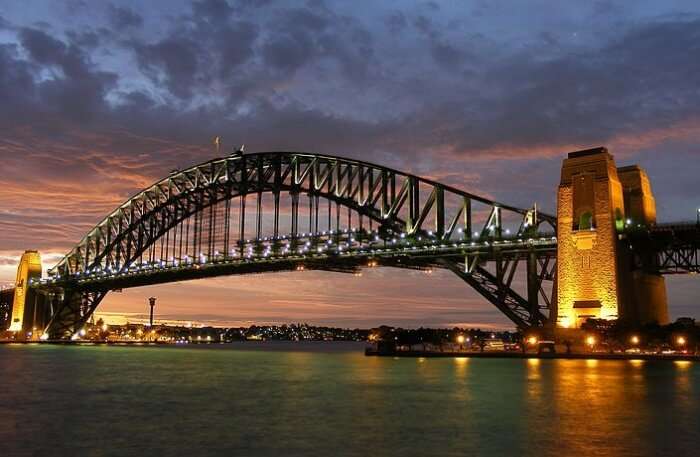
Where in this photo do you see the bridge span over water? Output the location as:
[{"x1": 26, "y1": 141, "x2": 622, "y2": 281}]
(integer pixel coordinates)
[{"x1": 1, "y1": 147, "x2": 698, "y2": 340}]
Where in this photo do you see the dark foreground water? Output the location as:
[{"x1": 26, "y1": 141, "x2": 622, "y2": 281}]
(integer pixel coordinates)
[{"x1": 1, "y1": 343, "x2": 699, "y2": 457}]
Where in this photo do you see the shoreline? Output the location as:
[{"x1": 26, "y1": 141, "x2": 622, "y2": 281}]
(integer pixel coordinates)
[
  {"x1": 365, "y1": 349, "x2": 700, "y2": 362},
  {"x1": 0, "y1": 340, "x2": 366, "y2": 346},
  {"x1": 3, "y1": 341, "x2": 698, "y2": 362}
]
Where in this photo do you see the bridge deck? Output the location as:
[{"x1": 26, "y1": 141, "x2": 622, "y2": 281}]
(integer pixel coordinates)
[
  {"x1": 626, "y1": 222, "x2": 700, "y2": 274},
  {"x1": 34, "y1": 235, "x2": 558, "y2": 292}
]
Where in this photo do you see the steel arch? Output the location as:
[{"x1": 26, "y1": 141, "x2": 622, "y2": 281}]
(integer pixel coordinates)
[
  {"x1": 51, "y1": 152, "x2": 554, "y2": 277},
  {"x1": 40, "y1": 151, "x2": 556, "y2": 338}
]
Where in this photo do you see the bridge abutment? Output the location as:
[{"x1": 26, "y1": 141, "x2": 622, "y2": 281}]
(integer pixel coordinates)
[{"x1": 556, "y1": 148, "x2": 669, "y2": 329}]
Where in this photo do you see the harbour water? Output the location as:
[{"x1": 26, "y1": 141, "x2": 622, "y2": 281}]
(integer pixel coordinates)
[{"x1": 1, "y1": 342, "x2": 699, "y2": 457}]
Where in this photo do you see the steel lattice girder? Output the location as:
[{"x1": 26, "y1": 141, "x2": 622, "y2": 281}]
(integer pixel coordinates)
[
  {"x1": 36, "y1": 152, "x2": 559, "y2": 337},
  {"x1": 44, "y1": 289, "x2": 108, "y2": 339},
  {"x1": 50, "y1": 152, "x2": 556, "y2": 277},
  {"x1": 42, "y1": 247, "x2": 557, "y2": 334},
  {"x1": 440, "y1": 250, "x2": 556, "y2": 328},
  {"x1": 626, "y1": 223, "x2": 700, "y2": 274}
]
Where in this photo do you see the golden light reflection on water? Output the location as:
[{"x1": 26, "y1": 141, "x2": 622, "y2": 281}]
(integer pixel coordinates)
[
  {"x1": 453, "y1": 357, "x2": 468, "y2": 377},
  {"x1": 526, "y1": 358, "x2": 540, "y2": 379},
  {"x1": 519, "y1": 359, "x2": 665, "y2": 456},
  {"x1": 629, "y1": 359, "x2": 644, "y2": 367},
  {"x1": 525, "y1": 358, "x2": 542, "y2": 402},
  {"x1": 526, "y1": 358, "x2": 540, "y2": 367},
  {"x1": 673, "y1": 361, "x2": 693, "y2": 423},
  {"x1": 584, "y1": 359, "x2": 600, "y2": 382}
]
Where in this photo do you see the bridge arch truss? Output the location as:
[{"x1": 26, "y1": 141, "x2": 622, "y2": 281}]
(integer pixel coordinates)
[{"x1": 37, "y1": 152, "x2": 557, "y2": 338}]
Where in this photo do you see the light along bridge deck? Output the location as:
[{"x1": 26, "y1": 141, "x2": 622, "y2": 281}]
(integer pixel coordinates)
[
  {"x1": 31, "y1": 232, "x2": 557, "y2": 290},
  {"x1": 626, "y1": 222, "x2": 700, "y2": 274}
]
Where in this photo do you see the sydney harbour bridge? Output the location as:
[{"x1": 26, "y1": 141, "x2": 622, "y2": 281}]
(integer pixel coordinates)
[{"x1": 1, "y1": 147, "x2": 699, "y2": 340}]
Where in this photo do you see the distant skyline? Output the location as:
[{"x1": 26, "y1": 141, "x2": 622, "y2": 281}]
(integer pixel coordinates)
[{"x1": 2, "y1": 1, "x2": 700, "y2": 328}]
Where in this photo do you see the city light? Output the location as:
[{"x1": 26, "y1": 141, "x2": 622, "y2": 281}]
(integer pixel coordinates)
[
  {"x1": 586, "y1": 335, "x2": 596, "y2": 347},
  {"x1": 527, "y1": 336, "x2": 538, "y2": 345},
  {"x1": 630, "y1": 335, "x2": 639, "y2": 345},
  {"x1": 676, "y1": 336, "x2": 686, "y2": 346},
  {"x1": 456, "y1": 335, "x2": 465, "y2": 344}
]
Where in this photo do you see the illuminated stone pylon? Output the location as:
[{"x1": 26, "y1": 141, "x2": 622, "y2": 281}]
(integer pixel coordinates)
[
  {"x1": 556, "y1": 147, "x2": 668, "y2": 328},
  {"x1": 617, "y1": 166, "x2": 669, "y2": 325},
  {"x1": 9, "y1": 250, "x2": 42, "y2": 334}
]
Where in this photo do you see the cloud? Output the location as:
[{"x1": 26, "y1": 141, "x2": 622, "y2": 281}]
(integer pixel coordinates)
[
  {"x1": 12, "y1": 27, "x2": 117, "y2": 123},
  {"x1": 4, "y1": 3, "x2": 700, "y2": 162},
  {"x1": 107, "y1": 4, "x2": 143, "y2": 30},
  {"x1": 134, "y1": 37, "x2": 201, "y2": 99}
]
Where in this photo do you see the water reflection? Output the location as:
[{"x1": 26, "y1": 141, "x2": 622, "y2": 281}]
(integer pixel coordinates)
[
  {"x1": 674, "y1": 361, "x2": 692, "y2": 415},
  {"x1": 522, "y1": 359, "x2": 661, "y2": 456},
  {"x1": 674, "y1": 360, "x2": 692, "y2": 370},
  {"x1": 585, "y1": 358, "x2": 598, "y2": 368},
  {"x1": 0, "y1": 346, "x2": 697, "y2": 457},
  {"x1": 527, "y1": 358, "x2": 540, "y2": 367},
  {"x1": 453, "y1": 357, "x2": 468, "y2": 377}
]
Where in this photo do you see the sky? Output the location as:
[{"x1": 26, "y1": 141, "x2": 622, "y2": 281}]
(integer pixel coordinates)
[{"x1": 1, "y1": 0, "x2": 699, "y2": 329}]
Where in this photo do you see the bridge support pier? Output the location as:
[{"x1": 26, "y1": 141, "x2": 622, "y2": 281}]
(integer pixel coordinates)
[
  {"x1": 556, "y1": 147, "x2": 669, "y2": 329},
  {"x1": 617, "y1": 166, "x2": 669, "y2": 326},
  {"x1": 8, "y1": 251, "x2": 43, "y2": 339},
  {"x1": 526, "y1": 251, "x2": 540, "y2": 325}
]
